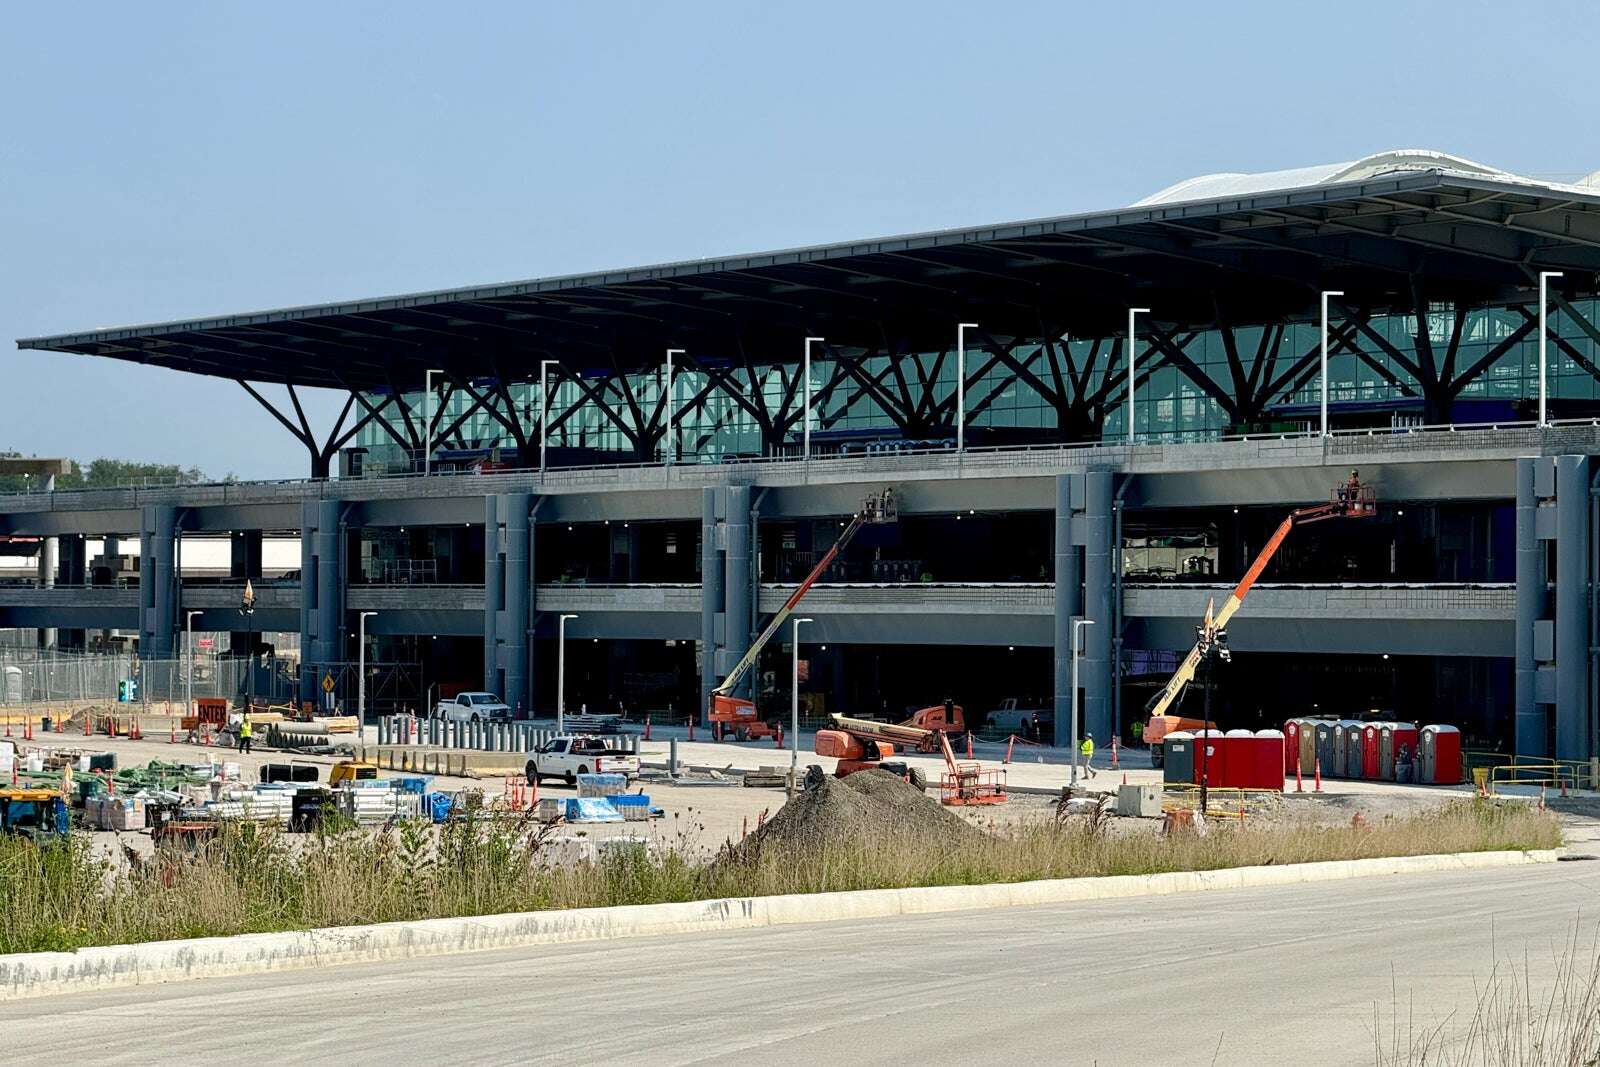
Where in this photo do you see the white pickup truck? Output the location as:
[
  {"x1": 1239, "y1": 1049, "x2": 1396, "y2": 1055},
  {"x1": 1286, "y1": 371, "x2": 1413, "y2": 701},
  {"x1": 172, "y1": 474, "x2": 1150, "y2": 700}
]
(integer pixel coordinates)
[
  {"x1": 525, "y1": 735, "x2": 641, "y2": 786},
  {"x1": 433, "y1": 691, "x2": 513, "y2": 724}
]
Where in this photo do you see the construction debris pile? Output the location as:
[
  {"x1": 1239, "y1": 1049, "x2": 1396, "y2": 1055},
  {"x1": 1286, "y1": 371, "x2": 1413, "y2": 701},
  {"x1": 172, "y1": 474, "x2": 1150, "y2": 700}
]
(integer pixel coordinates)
[{"x1": 738, "y1": 769, "x2": 986, "y2": 856}]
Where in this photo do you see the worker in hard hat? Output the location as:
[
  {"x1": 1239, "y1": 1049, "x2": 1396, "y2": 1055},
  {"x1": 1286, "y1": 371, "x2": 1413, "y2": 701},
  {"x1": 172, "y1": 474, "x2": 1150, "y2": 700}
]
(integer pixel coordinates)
[
  {"x1": 237, "y1": 712, "x2": 253, "y2": 755},
  {"x1": 1080, "y1": 733, "x2": 1097, "y2": 778}
]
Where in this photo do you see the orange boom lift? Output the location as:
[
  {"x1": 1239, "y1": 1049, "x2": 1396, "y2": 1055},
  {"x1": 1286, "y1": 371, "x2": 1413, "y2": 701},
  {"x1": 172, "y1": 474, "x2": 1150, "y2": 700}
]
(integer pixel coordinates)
[
  {"x1": 1143, "y1": 472, "x2": 1376, "y2": 766},
  {"x1": 708, "y1": 488, "x2": 898, "y2": 741}
]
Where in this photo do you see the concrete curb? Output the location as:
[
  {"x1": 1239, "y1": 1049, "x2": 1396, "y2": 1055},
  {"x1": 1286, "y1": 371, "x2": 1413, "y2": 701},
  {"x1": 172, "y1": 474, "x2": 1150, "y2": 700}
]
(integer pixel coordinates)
[{"x1": 0, "y1": 847, "x2": 1556, "y2": 1002}]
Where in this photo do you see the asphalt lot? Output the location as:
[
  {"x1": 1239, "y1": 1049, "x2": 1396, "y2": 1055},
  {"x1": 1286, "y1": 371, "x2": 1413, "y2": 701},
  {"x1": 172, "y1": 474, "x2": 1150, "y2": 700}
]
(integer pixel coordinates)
[{"x1": 5, "y1": 860, "x2": 1595, "y2": 1065}]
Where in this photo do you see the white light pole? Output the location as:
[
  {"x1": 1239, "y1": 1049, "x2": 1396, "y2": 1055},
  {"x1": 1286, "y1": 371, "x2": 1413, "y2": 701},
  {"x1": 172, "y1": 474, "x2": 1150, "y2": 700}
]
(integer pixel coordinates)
[
  {"x1": 1320, "y1": 291, "x2": 1344, "y2": 437},
  {"x1": 184, "y1": 610, "x2": 201, "y2": 719},
  {"x1": 1539, "y1": 272, "x2": 1564, "y2": 427},
  {"x1": 358, "y1": 611, "x2": 377, "y2": 739},
  {"x1": 423, "y1": 368, "x2": 443, "y2": 474},
  {"x1": 803, "y1": 337, "x2": 823, "y2": 462},
  {"x1": 557, "y1": 613, "x2": 578, "y2": 733},
  {"x1": 1070, "y1": 617, "x2": 1094, "y2": 786},
  {"x1": 1126, "y1": 309, "x2": 1149, "y2": 444},
  {"x1": 957, "y1": 323, "x2": 979, "y2": 452},
  {"x1": 664, "y1": 348, "x2": 684, "y2": 473},
  {"x1": 539, "y1": 359, "x2": 560, "y2": 477},
  {"x1": 790, "y1": 617, "x2": 813, "y2": 785}
]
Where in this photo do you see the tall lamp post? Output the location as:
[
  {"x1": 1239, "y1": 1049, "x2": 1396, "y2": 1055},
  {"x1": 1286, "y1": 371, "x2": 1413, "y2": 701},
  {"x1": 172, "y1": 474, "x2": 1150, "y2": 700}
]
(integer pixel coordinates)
[
  {"x1": 790, "y1": 617, "x2": 813, "y2": 792},
  {"x1": 803, "y1": 337, "x2": 823, "y2": 463},
  {"x1": 664, "y1": 348, "x2": 684, "y2": 474},
  {"x1": 1070, "y1": 617, "x2": 1094, "y2": 786},
  {"x1": 539, "y1": 359, "x2": 560, "y2": 478},
  {"x1": 184, "y1": 609, "x2": 202, "y2": 719},
  {"x1": 239, "y1": 580, "x2": 256, "y2": 715},
  {"x1": 358, "y1": 611, "x2": 377, "y2": 740},
  {"x1": 1539, "y1": 271, "x2": 1565, "y2": 427},
  {"x1": 1126, "y1": 308, "x2": 1150, "y2": 444},
  {"x1": 557, "y1": 613, "x2": 578, "y2": 733},
  {"x1": 423, "y1": 368, "x2": 443, "y2": 474},
  {"x1": 956, "y1": 323, "x2": 979, "y2": 452},
  {"x1": 1319, "y1": 291, "x2": 1344, "y2": 437},
  {"x1": 1196, "y1": 623, "x2": 1231, "y2": 815}
]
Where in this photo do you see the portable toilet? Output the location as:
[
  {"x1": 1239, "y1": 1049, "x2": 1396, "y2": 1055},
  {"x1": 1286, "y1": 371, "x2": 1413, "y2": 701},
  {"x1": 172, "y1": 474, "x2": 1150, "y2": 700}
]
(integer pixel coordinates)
[
  {"x1": 1330, "y1": 720, "x2": 1359, "y2": 779},
  {"x1": 1163, "y1": 732, "x2": 1196, "y2": 785},
  {"x1": 1315, "y1": 722, "x2": 1340, "y2": 779},
  {"x1": 1361, "y1": 723, "x2": 1382, "y2": 779},
  {"x1": 1419, "y1": 725, "x2": 1463, "y2": 785},
  {"x1": 1297, "y1": 722, "x2": 1318, "y2": 776},
  {"x1": 1283, "y1": 720, "x2": 1303, "y2": 774},
  {"x1": 1390, "y1": 723, "x2": 1420, "y2": 782},
  {"x1": 1225, "y1": 730, "x2": 1255, "y2": 789},
  {"x1": 1193, "y1": 729, "x2": 1228, "y2": 789},
  {"x1": 1253, "y1": 729, "x2": 1287, "y2": 791},
  {"x1": 1341, "y1": 723, "x2": 1366, "y2": 778},
  {"x1": 1377, "y1": 723, "x2": 1397, "y2": 780}
]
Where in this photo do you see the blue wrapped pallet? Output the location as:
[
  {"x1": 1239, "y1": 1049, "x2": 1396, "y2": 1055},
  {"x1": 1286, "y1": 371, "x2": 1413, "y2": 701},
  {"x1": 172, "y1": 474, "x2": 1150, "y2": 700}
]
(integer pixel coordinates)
[
  {"x1": 563, "y1": 797, "x2": 624, "y2": 823},
  {"x1": 391, "y1": 776, "x2": 431, "y2": 796},
  {"x1": 607, "y1": 794, "x2": 650, "y2": 812}
]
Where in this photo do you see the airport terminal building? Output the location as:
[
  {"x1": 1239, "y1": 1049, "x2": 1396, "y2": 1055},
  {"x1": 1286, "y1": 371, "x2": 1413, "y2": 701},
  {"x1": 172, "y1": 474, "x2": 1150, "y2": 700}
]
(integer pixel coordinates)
[{"x1": 10, "y1": 149, "x2": 1600, "y2": 759}]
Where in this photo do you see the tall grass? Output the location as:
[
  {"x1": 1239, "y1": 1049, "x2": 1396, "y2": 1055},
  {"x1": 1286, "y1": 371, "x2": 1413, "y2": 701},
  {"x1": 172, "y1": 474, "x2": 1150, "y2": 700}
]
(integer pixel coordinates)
[
  {"x1": 1375, "y1": 925, "x2": 1600, "y2": 1067},
  {"x1": 0, "y1": 799, "x2": 1558, "y2": 955}
]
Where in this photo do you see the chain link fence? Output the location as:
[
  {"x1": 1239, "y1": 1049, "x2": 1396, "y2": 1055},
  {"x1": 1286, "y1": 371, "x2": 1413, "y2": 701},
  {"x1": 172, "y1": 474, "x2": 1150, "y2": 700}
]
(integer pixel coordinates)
[{"x1": 0, "y1": 648, "x2": 422, "y2": 719}]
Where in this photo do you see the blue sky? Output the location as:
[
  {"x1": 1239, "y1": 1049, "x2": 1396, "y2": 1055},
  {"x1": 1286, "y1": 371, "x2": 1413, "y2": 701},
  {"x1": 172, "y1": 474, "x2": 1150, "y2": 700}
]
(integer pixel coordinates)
[{"x1": 4, "y1": 1, "x2": 1595, "y2": 479}]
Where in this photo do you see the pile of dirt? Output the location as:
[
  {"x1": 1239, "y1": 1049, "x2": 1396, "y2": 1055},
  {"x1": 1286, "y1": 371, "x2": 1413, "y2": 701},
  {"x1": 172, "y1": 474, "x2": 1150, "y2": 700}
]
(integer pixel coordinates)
[{"x1": 737, "y1": 770, "x2": 987, "y2": 857}]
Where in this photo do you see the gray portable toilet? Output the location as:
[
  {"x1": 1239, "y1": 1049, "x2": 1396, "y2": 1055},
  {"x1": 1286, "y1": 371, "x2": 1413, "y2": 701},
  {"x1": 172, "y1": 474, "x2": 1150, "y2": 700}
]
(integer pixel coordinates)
[
  {"x1": 1163, "y1": 731, "x2": 1196, "y2": 786},
  {"x1": 1378, "y1": 723, "x2": 1397, "y2": 781},
  {"x1": 1315, "y1": 722, "x2": 1340, "y2": 778},
  {"x1": 1341, "y1": 723, "x2": 1365, "y2": 779}
]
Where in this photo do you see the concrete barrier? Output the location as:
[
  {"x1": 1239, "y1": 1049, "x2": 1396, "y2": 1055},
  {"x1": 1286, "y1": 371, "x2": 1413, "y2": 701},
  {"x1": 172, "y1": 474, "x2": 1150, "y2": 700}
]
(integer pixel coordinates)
[{"x1": 0, "y1": 847, "x2": 1557, "y2": 1002}]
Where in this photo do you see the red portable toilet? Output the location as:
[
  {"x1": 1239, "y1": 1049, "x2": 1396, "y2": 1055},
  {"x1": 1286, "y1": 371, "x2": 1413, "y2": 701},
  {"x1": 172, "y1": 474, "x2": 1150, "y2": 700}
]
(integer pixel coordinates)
[
  {"x1": 1193, "y1": 729, "x2": 1228, "y2": 789},
  {"x1": 1253, "y1": 729, "x2": 1287, "y2": 791},
  {"x1": 1390, "y1": 723, "x2": 1419, "y2": 782},
  {"x1": 1361, "y1": 723, "x2": 1382, "y2": 779},
  {"x1": 1283, "y1": 720, "x2": 1302, "y2": 774},
  {"x1": 1225, "y1": 729, "x2": 1255, "y2": 789},
  {"x1": 1419, "y1": 725, "x2": 1463, "y2": 785}
]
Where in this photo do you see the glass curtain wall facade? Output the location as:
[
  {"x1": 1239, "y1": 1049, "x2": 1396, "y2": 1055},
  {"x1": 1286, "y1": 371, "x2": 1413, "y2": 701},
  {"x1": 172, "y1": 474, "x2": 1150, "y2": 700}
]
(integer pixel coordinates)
[{"x1": 349, "y1": 298, "x2": 1600, "y2": 472}]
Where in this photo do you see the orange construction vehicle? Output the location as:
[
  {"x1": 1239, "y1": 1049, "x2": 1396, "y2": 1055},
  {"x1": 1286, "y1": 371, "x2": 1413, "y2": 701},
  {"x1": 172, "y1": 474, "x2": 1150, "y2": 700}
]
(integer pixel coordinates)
[
  {"x1": 1143, "y1": 471, "x2": 1376, "y2": 766},
  {"x1": 812, "y1": 711, "x2": 1007, "y2": 805},
  {"x1": 708, "y1": 488, "x2": 898, "y2": 741}
]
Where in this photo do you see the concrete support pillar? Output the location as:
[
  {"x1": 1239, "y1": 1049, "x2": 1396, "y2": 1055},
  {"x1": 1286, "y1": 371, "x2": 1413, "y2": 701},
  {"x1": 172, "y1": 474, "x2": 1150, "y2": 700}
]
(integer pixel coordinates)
[
  {"x1": 483, "y1": 495, "x2": 502, "y2": 693},
  {"x1": 722, "y1": 485, "x2": 752, "y2": 700},
  {"x1": 299, "y1": 500, "x2": 344, "y2": 699},
  {"x1": 1081, "y1": 471, "x2": 1114, "y2": 746},
  {"x1": 501, "y1": 492, "x2": 532, "y2": 718},
  {"x1": 59, "y1": 535, "x2": 86, "y2": 586},
  {"x1": 37, "y1": 473, "x2": 57, "y2": 649},
  {"x1": 1052, "y1": 475, "x2": 1084, "y2": 749},
  {"x1": 1515, "y1": 458, "x2": 1547, "y2": 756},
  {"x1": 699, "y1": 487, "x2": 723, "y2": 721},
  {"x1": 139, "y1": 505, "x2": 178, "y2": 661},
  {"x1": 229, "y1": 530, "x2": 262, "y2": 653},
  {"x1": 1556, "y1": 455, "x2": 1590, "y2": 760}
]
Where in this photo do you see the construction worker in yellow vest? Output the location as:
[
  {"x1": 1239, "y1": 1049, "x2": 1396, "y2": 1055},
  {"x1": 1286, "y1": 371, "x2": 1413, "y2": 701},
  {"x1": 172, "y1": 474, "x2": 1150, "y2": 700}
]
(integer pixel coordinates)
[
  {"x1": 1079, "y1": 733, "x2": 1096, "y2": 778},
  {"x1": 237, "y1": 713, "x2": 253, "y2": 755}
]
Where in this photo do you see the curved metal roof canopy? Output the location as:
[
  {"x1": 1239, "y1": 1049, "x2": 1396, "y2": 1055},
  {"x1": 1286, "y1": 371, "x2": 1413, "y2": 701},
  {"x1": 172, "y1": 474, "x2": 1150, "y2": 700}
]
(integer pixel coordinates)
[{"x1": 18, "y1": 156, "x2": 1600, "y2": 392}]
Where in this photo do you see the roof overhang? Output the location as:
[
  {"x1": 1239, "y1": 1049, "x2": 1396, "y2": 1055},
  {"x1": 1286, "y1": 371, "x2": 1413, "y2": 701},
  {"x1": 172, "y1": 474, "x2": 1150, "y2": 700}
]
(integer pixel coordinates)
[{"x1": 18, "y1": 171, "x2": 1600, "y2": 391}]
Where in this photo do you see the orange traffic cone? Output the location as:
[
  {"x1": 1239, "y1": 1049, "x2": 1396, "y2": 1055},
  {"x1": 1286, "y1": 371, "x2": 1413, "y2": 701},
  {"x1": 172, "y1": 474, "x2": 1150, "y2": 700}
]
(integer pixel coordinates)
[
  {"x1": 1314, "y1": 756, "x2": 1323, "y2": 793},
  {"x1": 1295, "y1": 761, "x2": 1304, "y2": 793},
  {"x1": 966, "y1": 732, "x2": 974, "y2": 759}
]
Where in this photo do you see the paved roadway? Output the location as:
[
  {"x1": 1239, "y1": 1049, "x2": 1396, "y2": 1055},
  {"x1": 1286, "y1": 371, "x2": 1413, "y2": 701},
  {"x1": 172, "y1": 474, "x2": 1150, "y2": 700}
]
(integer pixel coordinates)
[{"x1": 7, "y1": 860, "x2": 1599, "y2": 1066}]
